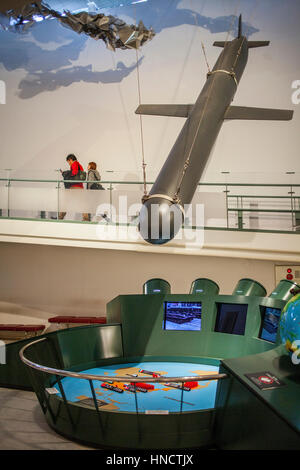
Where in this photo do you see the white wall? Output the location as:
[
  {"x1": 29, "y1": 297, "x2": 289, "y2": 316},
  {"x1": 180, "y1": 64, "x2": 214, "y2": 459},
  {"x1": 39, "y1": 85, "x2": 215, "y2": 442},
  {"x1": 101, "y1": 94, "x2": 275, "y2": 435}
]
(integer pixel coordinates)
[
  {"x1": 0, "y1": 240, "x2": 283, "y2": 320},
  {"x1": 0, "y1": 0, "x2": 299, "y2": 185}
]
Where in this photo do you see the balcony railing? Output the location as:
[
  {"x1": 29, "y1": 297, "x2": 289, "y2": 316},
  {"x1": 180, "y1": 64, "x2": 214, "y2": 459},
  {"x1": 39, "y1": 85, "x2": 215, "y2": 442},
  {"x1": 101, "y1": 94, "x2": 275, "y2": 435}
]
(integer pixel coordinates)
[{"x1": 0, "y1": 173, "x2": 299, "y2": 234}]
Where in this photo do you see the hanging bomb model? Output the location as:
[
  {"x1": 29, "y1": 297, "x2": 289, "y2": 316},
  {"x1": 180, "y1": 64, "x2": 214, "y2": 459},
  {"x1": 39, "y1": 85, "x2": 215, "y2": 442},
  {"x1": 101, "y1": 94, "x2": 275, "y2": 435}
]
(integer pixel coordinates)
[{"x1": 137, "y1": 15, "x2": 293, "y2": 245}]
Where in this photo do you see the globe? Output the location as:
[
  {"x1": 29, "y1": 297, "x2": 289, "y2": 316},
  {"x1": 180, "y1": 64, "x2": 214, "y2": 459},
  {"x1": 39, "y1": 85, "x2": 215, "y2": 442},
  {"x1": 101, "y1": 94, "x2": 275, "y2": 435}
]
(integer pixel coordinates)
[{"x1": 279, "y1": 293, "x2": 300, "y2": 364}]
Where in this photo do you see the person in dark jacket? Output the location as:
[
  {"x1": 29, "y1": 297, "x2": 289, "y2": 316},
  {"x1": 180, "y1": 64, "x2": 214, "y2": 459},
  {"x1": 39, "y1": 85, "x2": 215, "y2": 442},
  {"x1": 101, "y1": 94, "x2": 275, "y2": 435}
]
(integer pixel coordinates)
[
  {"x1": 65, "y1": 154, "x2": 84, "y2": 189},
  {"x1": 59, "y1": 154, "x2": 89, "y2": 221}
]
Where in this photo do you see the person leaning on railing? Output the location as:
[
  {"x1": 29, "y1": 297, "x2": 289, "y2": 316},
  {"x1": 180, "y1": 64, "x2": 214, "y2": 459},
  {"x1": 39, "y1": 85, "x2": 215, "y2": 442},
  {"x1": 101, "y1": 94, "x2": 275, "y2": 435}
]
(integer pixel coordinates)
[{"x1": 59, "y1": 154, "x2": 89, "y2": 222}]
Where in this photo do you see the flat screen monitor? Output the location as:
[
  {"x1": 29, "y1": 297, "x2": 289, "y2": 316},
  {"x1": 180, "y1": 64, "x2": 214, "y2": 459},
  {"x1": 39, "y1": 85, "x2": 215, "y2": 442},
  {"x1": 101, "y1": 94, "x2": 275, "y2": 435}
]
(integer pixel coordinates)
[
  {"x1": 163, "y1": 302, "x2": 202, "y2": 331},
  {"x1": 215, "y1": 303, "x2": 248, "y2": 335},
  {"x1": 260, "y1": 307, "x2": 282, "y2": 343}
]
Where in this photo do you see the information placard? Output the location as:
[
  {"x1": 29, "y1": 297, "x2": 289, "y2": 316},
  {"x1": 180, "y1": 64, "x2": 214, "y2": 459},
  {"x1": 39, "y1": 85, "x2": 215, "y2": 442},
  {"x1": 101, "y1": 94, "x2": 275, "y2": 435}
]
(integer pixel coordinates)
[{"x1": 245, "y1": 371, "x2": 286, "y2": 390}]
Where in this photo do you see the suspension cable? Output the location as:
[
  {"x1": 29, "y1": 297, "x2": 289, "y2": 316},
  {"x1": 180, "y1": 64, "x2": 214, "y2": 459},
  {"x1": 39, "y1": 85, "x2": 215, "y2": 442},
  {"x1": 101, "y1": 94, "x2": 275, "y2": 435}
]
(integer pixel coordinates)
[
  {"x1": 201, "y1": 40, "x2": 211, "y2": 73},
  {"x1": 132, "y1": 5, "x2": 147, "y2": 197},
  {"x1": 189, "y1": 1, "x2": 211, "y2": 73},
  {"x1": 135, "y1": 48, "x2": 147, "y2": 196},
  {"x1": 173, "y1": 0, "x2": 240, "y2": 203}
]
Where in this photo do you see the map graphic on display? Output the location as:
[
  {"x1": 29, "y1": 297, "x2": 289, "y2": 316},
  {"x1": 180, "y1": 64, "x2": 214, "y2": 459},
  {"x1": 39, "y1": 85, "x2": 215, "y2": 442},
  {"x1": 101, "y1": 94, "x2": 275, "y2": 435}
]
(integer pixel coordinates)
[{"x1": 55, "y1": 361, "x2": 219, "y2": 412}]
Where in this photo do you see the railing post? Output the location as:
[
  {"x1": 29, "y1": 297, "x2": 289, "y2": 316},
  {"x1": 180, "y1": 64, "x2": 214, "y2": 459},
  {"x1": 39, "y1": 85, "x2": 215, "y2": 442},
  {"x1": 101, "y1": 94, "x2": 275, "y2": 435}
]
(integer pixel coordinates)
[
  {"x1": 286, "y1": 172, "x2": 295, "y2": 230},
  {"x1": 221, "y1": 172, "x2": 230, "y2": 229},
  {"x1": 132, "y1": 382, "x2": 142, "y2": 443},
  {"x1": 289, "y1": 184, "x2": 295, "y2": 229},
  {"x1": 56, "y1": 178, "x2": 60, "y2": 220},
  {"x1": 180, "y1": 382, "x2": 184, "y2": 414},
  {"x1": 237, "y1": 196, "x2": 243, "y2": 230},
  {"x1": 6, "y1": 172, "x2": 11, "y2": 218},
  {"x1": 89, "y1": 379, "x2": 105, "y2": 436},
  {"x1": 224, "y1": 184, "x2": 229, "y2": 228},
  {"x1": 3, "y1": 169, "x2": 12, "y2": 218},
  {"x1": 55, "y1": 375, "x2": 75, "y2": 431},
  {"x1": 109, "y1": 182, "x2": 113, "y2": 220},
  {"x1": 133, "y1": 382, "x2": 139, "y2": 415},
  {"x1": 295, "y1": 197, "x2": 300, "y2": 232}
]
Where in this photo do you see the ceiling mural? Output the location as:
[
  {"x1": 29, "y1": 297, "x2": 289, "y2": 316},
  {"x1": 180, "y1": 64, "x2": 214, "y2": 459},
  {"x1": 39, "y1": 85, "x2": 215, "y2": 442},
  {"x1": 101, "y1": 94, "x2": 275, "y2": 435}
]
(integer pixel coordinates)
[
  {"x1": 0, "y1": 0, "x2": 298, "y2": 179},
  {"x1": 0, "y1": 1, "x2": 259, "y2": 98}
]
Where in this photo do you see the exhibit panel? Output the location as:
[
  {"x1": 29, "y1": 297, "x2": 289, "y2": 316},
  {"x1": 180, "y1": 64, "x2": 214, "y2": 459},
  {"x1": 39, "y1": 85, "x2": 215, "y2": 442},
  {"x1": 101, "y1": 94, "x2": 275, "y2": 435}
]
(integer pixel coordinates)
[
  {"x1": 17, "y1": 336, "x2": 224, "y2": 449},
  {"x1": 214, "y1": 349, "x2": 300, "y2": 450},
  {"x1": 1, "y1": 276, "x2": 299, "y2": 449},
  {"x1": 106, "y1": 290, "x2": 287, "y2": 359}
]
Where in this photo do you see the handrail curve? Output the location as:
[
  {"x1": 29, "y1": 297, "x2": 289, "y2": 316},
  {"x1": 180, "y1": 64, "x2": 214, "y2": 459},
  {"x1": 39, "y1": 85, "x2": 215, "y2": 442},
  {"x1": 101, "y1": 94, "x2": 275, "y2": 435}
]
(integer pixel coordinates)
[
  {"x1": 1, "y1": 176, "x2": 300, "y2": 188},
  {"x1": 19, "y1": 337, "x2": 227, "y2": 384}
]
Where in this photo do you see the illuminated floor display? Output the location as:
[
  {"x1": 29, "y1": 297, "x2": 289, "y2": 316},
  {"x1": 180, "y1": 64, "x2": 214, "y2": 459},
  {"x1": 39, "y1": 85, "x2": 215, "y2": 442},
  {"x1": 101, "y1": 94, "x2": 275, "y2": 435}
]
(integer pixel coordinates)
[{"x1": 55, "y1": 362, "x2": 219, "y2": 413}]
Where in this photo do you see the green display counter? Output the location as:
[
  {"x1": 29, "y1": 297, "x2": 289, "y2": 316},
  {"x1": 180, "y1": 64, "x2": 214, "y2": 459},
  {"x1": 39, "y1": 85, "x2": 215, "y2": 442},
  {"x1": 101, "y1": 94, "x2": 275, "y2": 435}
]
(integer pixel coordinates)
[
  {"x1": 214, "y1": 347, "x2": 300, "y2": 449},
  {"x1": 189, "y1": 278, "x2": 220, "y2": 296},
  {"x1": 269, "y1": 279, "x2": 300, "y2": 301},
  {"x1": 1, "y1": 279, "x2": 299, "y2": 450},
  {"x1": 143, "y1": 278, "x2": 171, "y2": 295},
  {"x1": 232, "y1": 278, "x2": 267, "y2": 297},
  {"x1": 106, "y1": 292, "x2": 285, "y2": 359}
]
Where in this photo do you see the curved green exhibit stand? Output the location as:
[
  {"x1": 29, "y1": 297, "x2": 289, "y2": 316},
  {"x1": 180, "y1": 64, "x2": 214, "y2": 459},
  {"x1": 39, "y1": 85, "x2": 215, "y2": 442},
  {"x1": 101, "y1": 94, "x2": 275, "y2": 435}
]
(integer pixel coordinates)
[
  {"x1": 43, "y1": 355, "x2": 220, "y2": 449},
  {"x1": 1, "y1": 280, "x2": 299, "y2": 450},
  {"x1": 232, "y1": 278, "x2": 267, "y2": 297},
  {"x1": 269, "y1": 279, "x2": 300, "y2": 301},
  {"x1": 189, "y1": 278, "x2": 220, "y2": 296},
  {"x1": 143, "y1": 278, "x2": 171, "y2": 295}
]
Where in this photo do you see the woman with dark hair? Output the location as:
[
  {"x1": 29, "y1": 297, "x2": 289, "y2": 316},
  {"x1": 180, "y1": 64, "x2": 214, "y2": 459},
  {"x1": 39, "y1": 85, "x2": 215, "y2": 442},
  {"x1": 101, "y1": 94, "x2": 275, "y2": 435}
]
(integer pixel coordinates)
[{"x1": 59, "y1": 154, "x2": 89, "y2": 221}]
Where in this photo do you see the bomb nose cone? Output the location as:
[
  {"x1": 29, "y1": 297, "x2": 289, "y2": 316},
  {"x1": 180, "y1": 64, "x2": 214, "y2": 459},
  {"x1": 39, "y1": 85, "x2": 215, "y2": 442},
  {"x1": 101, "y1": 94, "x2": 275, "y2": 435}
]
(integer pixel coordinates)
[{"x1": 139, "y1": 197, "x2": 184, "y2": 245}]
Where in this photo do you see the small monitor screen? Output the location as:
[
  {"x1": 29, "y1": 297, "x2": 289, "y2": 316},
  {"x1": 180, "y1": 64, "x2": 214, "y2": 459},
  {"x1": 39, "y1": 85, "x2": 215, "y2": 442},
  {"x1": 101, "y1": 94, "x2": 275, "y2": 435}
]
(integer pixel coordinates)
[
  {"x1": 260, "y1": 307, "x2": 281, "y2": 343},
  {"x1": 215, "y1": 303, "x2": 248, "y2": 336},
  {"x1": 163, "y1": 302, "x2": 202, "y2": 331}
]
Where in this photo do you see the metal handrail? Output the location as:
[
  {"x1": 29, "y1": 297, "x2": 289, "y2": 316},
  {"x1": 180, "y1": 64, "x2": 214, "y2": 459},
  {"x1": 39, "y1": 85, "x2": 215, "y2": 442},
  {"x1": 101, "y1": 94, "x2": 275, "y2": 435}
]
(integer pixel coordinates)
[
  {"x1": 228, "y1": 208, "x2": 297, "y2": 213},
  {"x1": 228, "y1": 195, "x2": 300, "y2": 199},
  {"x1": 19, "y1": 337, "x2": 227, "y2": 384},
  {"x1": 1, "y1": 177, "x2": 300, "y2": 188}
]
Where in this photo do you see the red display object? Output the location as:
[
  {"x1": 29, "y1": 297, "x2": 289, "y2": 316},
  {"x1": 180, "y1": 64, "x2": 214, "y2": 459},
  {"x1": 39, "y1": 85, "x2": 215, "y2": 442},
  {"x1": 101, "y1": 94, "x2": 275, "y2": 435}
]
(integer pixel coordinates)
[
  {"x1": 286, "y1": 274, "x2": 294, "y2": 280},
  {"x1": 0, "y1": 324, "x2": 45, "y2": 332},
  {"x1": 101, "y1": 383, "x2": 123, "y2": 393},
  {"x1": 48, "y1": 316, "x2": 106, "y2": 324},
  {"x1": 184, "y1": 381, "x2": 198, "y2": 389},
  {"x1": 131, "y1": 382, "x2": 154, "y2": 390}
]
